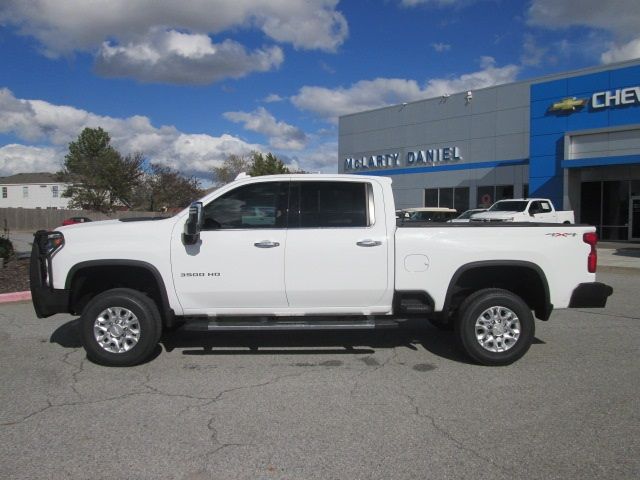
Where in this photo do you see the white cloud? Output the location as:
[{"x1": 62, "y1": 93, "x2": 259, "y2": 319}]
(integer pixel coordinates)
[
  {"x1": 527, "y1": 0, "x2": 640, "y2": 65},
  {"x1": 601, "y1": 38, "x2": 640, "y2": 64},
  {"x1": 291, "y1": 57, "x2": 520, "y2": 122},
  {"x1": 521, "y1": 33, "x2": 546, "y2": 67},
  {"x1": 431, "y1": 42, "x2": 451, "y2": 53},
  {"x1": 527, "y1": 0, "x2": 640, "y2": 38},
  {"x1": 0, "y1": 0, "x2": 348, "y2": 55},
  {"x1": 0, "y1": 88, "x2": 262, "y2": 178},
  {"x1": 95, "y1": 30, "x2": 284, "y2": 84},
  {"x1": 0, "y1": 144, "x2": 60, "y2": 176},
  {"x1": 291, "y1": 141, "x2": 338, "y2": 172},
  {"x1": 264, "y1": 94, "x2": 285, "y2": 103},
  {"x1": 224, "y1": 108, "x2": 307, "y2": 151}
]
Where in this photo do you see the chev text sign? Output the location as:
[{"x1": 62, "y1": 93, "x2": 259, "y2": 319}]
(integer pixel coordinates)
[
  {"x1": 344, "y1": 146, "x2": 462, "y2": 171},
  {"x1": 592, "y1": 86, "x2": 640, "y2": 109}
]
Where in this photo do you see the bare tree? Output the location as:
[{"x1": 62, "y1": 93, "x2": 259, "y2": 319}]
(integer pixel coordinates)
[{"x1": 212, "y1": 154, "x2": 251, "y2": 185}]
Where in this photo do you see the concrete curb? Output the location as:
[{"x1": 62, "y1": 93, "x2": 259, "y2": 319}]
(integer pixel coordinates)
[{"x1": 0, "y1": 291, "x2": 32, "y2": 304}]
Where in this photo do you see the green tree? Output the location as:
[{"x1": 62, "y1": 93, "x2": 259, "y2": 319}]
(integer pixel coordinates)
[
  {"x1": 59, "y1": 127, "x2": 143, "y2": 212},
  {"x1": 212, "y1": 154, "x2": 251, "y2": 185},
  {"x1": 143, "y1": 163, "x2": 204, "y2": 211},
  {"x1": 248, "y1": 152, "x2": 290, "y2": 176}
]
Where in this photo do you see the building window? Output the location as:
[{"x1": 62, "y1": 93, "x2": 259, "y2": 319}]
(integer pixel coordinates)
[
  {"x1": 496, "y1": 185, "x2": 514, "y2": 202},
  {"x1": 1, "y1": 187, "x2": 6, "y2": 199},
  {"x1": 425, "y1": 188, "x2": 438, "y2": 207},
  {"x1": 23, "y1": 186, "x2": 29, "y2": 199},
  {"x1": 477, "y1": 185, "x2": 514, "y2": 208},
  {"x1": 52, "y1": 185, "x2": 59, "y2": 198},
  {"x1": 425, "y1": 187, "x2": 470, "y2": 211}
]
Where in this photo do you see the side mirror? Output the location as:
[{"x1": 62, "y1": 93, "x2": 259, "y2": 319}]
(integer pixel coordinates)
[{"x1": 183, "y1": 202, "x2": 203, "y2": 245}]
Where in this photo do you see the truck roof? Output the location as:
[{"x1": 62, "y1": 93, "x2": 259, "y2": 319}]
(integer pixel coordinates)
[
  {"x1": 229, "y1": 173, "x2": 393, "y2": 185},
  {"x1": 495, "y1": 198, "x2": 551, "y2": 202}
]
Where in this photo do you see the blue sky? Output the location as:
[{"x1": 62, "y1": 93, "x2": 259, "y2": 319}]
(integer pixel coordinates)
[{"x1": 1, "y1": 0, "x2": 639, "y2": 184}]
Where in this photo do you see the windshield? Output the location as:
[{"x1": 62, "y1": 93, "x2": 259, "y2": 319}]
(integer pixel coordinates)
[
  {"x1": 457, "y1": 209, "x2": 484, "y2": 219},
  {"x1": 488, "y1": 201, "x2": 529, "y2": 212}
]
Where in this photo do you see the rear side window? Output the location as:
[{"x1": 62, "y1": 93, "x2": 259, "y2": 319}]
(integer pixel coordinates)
[
  {"x1": 202, "y1": 181, "x2": 288, "y2": 230},
  {"x1": 289, "y1": 181, "x2": 369, "y2": 228}
]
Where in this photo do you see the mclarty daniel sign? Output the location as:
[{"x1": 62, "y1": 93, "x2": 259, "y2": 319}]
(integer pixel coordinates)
[{"x1": 344, "y1": 146, "x2": 462, "y2": 171}]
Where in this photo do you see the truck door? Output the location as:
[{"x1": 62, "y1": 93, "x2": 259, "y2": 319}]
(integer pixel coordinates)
[
  {"x1": 284, "y1": 180, "x2": 390, "y2": 309},
  {"x1": 171, "y1": 180, "x2": 289, "y2": 312},
  {"x1": 532, "y1": 200, "x2": 556, "y2": 222}
]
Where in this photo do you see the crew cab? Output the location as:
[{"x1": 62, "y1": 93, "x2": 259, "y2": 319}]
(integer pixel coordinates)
[
  {"x1": 30, "y1": 174, "x2": 611, "y2": 367},
  {"x1": 471, "y1": 198, "x2": 575, "y2": 224}
]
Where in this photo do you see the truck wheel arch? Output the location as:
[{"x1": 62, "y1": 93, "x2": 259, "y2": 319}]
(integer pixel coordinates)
[
  {"x1": 443, "y1": 260, "x2": 552, "y2": 321},
  {"x1": 65, "y1": 260, "x2": 175, "y2": 327}
]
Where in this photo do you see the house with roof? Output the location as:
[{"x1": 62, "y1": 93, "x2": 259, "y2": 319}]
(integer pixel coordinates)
[{"x1": 0, "y1": 173, "x2": 71, "y2": 209}]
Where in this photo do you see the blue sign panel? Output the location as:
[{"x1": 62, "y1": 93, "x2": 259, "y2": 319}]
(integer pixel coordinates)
[{"x1": 529, "y1": 64, "x2": 640, "y2": 207}]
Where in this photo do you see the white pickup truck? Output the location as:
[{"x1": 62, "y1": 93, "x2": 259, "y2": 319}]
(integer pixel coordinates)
[
  {"x1": 471, "y1": 198, "x2": 575, "y2": 224},
  {"x1": 30, "y1": 174, "x2": 611, "y2": 367}
]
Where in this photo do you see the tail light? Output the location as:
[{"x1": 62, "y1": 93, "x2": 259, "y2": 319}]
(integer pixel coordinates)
[{"x1": 583, "y1": 232, "x2": 598, "y2": 273}]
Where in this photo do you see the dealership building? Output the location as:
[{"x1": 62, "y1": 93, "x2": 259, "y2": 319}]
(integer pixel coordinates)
[{"x1": 338, "y1": 59, "x2": 640, "y2": 240}]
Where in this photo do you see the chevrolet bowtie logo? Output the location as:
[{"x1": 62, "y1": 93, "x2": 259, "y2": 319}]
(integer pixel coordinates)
[{"x1": 549, "y1": 97, "x2": 587, "y2": 112}]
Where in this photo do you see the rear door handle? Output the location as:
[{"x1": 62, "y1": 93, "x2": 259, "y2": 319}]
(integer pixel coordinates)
[
  {"x1": 254, "y1": 240, "x2": 280, "y2": 248},
  {"x1": 356, "y1": 239, "x2": 382, "y2": 247}
]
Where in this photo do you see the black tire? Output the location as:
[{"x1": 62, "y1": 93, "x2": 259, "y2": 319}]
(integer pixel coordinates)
[
  {"x1": 80, "y1": 288, "x2": 162, "y2": 366},
  {"x1": 455, "y1": 288, "x2": 534, "y2": 366}
]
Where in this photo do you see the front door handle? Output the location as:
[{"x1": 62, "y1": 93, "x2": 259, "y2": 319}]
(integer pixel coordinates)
[
  {"x1": 254, "y1": 240, "x2": 280, "y2": 248},
  {"x1": 356, "y1": 239, "x2": 382, "y2": 247}
]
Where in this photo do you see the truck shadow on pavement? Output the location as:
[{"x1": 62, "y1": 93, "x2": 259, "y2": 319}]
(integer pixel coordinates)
[{"x1": 49, "y1": 318, "x2": 545, "y2": 366}]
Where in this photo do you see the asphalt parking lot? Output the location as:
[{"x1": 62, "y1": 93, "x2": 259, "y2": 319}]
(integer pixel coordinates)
[{"x1": 1, "y1": 267, "x2": 638, "y2": 480}]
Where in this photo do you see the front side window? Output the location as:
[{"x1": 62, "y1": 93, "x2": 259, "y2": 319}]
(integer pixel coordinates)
[
  {"x1": 202, "y1": 181, "x2": 288, "y2": 230},
  {"x1": 290, "y1": 181, "x2": 369, "y2": 228}
]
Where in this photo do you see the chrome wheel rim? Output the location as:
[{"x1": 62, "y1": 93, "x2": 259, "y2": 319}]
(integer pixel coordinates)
[
  {"x1": 475, "y1": 306, "x2": 521, "y2": 353},
  {"x1": 94, "y1": 307, "x2": 141, "y2": 354}
]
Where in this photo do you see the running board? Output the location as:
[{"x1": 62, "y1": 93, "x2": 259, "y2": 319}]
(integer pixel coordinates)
[{"x1": 182, "y1": 318, "x2": 400, "y2": 332}]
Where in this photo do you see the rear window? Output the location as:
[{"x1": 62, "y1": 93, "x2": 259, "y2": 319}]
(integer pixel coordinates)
[{"x1": 290, "y1": 181, "x2": 369, "y2": 228}]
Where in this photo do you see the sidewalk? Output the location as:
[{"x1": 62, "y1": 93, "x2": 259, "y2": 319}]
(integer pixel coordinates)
[{"x1": 597, "y1": 241, "x2": 640, "y2": 269}]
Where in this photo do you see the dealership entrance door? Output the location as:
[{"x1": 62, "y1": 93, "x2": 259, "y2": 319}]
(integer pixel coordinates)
[
  {"x1": 631, "y1": 197, "x2": 640, "y2": 240},
  {"x1": 580, "y1": 180, "x2": 631, "y2": 240}
]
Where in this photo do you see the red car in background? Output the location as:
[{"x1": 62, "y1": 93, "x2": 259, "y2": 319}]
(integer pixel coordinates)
[{"x1": 62, "y1": 216, "x2": 92, "y2": 226}]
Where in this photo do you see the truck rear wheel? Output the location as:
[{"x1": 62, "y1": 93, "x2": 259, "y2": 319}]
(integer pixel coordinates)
[
  {"x1": 80, "y1": 288, "x2": 162, "y2": 366},
  {"x1": 455, "y1": 288, "x2": 534, "y2": 366}
]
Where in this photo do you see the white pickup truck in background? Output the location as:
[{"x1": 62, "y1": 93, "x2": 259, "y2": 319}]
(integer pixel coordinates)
[
  {"x1": 471, "y1": 198, "x2": 575, "y2": 224},
  {"x1": 31, "y1": 174, "x2": 610, "y2": 367}
]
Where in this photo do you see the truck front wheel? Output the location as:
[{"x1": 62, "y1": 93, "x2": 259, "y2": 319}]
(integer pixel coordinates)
[
  {"x1": 455, "y1": 288, "x2": 534, "y2": 366},
  {"x1": 80, "y1": 288, "x2": 162, "y2": 366}
]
